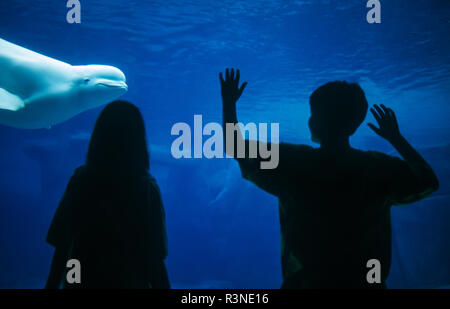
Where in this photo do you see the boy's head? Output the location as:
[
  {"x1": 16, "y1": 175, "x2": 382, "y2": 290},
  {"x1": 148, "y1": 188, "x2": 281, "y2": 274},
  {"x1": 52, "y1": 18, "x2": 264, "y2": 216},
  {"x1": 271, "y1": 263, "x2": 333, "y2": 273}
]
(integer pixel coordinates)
[{"x1": 308, "y1": 81, "x2": 368, "y2": 144}]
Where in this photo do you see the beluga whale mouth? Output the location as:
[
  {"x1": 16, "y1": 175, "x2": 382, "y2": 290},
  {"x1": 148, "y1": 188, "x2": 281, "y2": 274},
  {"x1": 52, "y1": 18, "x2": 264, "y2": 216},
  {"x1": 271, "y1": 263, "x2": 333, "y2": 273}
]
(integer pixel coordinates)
[
  {"x1": 0, "y1": 37, "x2": 128, "y2": 129},
  {"x1": 97, "y1": 80, "x2": 128, "y2": 90}
]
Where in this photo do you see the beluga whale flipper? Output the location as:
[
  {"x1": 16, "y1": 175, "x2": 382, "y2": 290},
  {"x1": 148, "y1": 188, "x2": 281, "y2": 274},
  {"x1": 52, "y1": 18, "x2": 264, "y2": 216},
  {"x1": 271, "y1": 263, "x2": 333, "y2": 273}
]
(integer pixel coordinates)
[{"x1": 0, "y1": 38, "x2": 128, "y2": 129}]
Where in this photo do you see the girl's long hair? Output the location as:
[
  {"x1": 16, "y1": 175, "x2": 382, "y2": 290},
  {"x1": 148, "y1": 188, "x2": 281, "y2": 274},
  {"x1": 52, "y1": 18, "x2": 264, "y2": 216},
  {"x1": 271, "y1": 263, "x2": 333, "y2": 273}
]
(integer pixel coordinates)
[
  {"x1": 86, "y1": 100, "x2": 149, "y2": 188},
  {"x1": 75, "y1": 101, "x2": 152, "y2": 282}
]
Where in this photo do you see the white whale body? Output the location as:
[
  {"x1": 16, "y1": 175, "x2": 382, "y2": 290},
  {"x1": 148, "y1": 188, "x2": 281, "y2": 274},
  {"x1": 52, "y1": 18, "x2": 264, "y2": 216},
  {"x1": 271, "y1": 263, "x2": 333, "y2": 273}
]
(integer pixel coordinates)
[{"x1": 0, "y1": 38, "x2": 128, "y2": 129}]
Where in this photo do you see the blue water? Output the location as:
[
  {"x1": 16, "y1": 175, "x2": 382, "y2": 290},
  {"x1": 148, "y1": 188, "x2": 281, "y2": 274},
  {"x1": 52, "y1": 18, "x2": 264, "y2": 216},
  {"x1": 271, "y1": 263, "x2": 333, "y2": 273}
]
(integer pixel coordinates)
[{"x1": 0, "y1": 0, "x2": 449, "y2": 288}]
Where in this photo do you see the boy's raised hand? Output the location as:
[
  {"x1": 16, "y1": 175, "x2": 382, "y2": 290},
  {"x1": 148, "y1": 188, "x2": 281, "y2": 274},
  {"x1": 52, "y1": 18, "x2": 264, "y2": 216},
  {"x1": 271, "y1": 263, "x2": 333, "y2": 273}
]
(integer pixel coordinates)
[
  {"x1": 219, "y1": 68, "x2": 247, "y2": 104},
  {"x1": 368, "y1": 104, "x2": 402, "y2": 143}
]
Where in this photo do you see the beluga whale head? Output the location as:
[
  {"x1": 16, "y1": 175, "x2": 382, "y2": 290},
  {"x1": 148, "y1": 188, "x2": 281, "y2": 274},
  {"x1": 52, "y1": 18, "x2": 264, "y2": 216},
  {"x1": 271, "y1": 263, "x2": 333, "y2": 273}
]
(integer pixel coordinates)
[
  {"x1": 0, "y1": 37, "x2": 129, "y2": 129},
  {"x1": 73, "y1": 65, "x2": 128, "y2": 110}
]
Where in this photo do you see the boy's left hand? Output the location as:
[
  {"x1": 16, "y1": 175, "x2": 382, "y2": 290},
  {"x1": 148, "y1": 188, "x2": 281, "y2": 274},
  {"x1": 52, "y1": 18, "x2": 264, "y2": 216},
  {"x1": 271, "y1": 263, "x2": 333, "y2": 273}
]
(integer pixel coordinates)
[{"x1": 219, "y1": 68, "x2": 247, "y2": 105}]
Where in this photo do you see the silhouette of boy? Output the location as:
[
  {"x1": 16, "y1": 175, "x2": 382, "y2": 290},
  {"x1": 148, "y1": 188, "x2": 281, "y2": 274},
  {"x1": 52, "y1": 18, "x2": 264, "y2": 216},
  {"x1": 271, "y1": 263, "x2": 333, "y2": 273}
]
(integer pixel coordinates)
[{"x1": 220, "y1": 68, "x2": 439, "y2": 288}]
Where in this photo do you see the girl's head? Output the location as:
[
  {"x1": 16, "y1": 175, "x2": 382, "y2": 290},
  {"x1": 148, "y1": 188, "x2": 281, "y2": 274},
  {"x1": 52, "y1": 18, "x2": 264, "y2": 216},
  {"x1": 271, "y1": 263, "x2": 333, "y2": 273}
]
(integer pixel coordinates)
[{"x1": 86, "y1": 100, "x2": 149, "y2": 180}]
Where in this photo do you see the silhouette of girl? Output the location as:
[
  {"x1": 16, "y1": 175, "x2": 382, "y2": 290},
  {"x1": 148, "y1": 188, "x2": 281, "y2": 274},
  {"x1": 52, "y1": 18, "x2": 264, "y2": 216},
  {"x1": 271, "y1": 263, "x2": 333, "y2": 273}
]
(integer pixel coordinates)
[{"x1": 46, "y1": 100, "x2": 170, "y2": 288}]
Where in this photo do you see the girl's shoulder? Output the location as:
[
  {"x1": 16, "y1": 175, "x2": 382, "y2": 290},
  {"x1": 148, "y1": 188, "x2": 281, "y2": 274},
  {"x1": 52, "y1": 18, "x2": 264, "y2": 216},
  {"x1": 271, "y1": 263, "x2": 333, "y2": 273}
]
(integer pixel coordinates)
[
  {"x1": 63, "y1": 165, "x2": 87, "y2": 192},
  {"x1": 142, "y1": 172, "x2": 156, "y2": 185},
  {"x1": 73, "y1": 165, "x2": 87, "y2": 178},
  {"x1": 142, "y1": 173, "x2": 162, "y2": 195}
]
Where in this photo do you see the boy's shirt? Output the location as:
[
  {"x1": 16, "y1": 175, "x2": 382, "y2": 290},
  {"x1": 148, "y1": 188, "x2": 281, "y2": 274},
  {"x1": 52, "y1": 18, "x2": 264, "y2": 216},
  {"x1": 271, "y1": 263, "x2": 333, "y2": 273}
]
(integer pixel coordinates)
[{"x1": 238, "y1": 143, "x2": 434, "y2": 287}]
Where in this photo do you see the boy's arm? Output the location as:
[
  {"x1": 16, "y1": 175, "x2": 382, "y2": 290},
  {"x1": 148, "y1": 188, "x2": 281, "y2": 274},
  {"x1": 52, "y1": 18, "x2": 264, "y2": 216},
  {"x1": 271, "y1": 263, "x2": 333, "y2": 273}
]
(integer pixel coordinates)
[
  {"x1": 220, "y1": 68, "x2": 250, "y2": 159},
  {"x1": 220, "y1": 68, "x2": 276, "y2": 162},
  {"x1": 219, "y1": 68, "x2": 299, "y2": 197},
  {"x1": 368, "y1": 104, "x2": 439, "y2": 200}
]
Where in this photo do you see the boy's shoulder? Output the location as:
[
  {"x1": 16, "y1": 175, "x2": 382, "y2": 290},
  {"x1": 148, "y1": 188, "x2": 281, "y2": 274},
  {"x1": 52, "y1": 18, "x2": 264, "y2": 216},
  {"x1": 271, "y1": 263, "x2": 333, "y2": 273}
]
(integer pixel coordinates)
[
  {"x1": 280, "y1": 142, "x2": 315, "y2": 153},
  {"x1": 278, "y1": 143, "x2": 316, "y2": 163},
  {"x1": 351, "y1": 149, "x2": 405, "y2": 171},
  {"x1": 279, "y1": 143, "x2": 400, "y2": 160},
  {"x1": 361, "y1": 149, "x2": 401, "y2": 161}
]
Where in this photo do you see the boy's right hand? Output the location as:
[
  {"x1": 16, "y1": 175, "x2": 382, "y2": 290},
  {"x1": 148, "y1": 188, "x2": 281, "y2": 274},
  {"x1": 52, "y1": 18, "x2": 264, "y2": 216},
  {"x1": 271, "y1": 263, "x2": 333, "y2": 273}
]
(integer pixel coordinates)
[{"x1": 368, "y1": 104, "x2": 402, "y2": 143}]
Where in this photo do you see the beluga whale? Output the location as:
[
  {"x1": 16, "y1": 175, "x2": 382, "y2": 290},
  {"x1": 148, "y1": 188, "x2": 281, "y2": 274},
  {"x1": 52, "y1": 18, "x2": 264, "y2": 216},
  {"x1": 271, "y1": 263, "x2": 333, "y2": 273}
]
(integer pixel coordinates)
[{"x1": 0, "y1": 37, "x2": 128, "y2": 129}]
